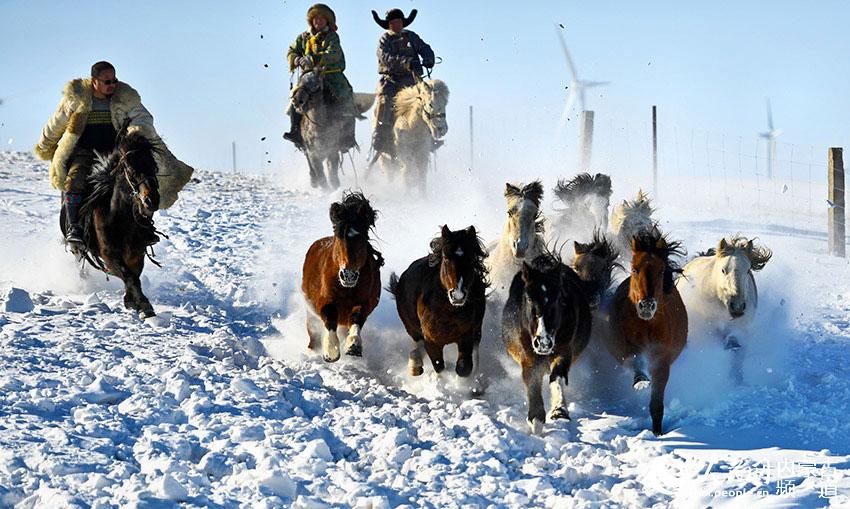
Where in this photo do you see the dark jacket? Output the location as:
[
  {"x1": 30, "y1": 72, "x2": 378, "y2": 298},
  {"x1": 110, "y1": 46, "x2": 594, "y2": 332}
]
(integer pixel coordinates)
[{"x1": 377, "y1": 29, "x2": 434, "y2": 80}]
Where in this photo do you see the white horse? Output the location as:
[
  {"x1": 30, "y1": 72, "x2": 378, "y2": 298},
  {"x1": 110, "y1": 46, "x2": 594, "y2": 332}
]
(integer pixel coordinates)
[
  {"x1": 610, "y1": 189, "x2": 655, "y2": 260},
  {"x1": 486, "y1": 181, "x2": 547, "y2": 304},
  {"x1": 550, "y1": 172, "x2": 613, "y2": 243},
  {"x1": 677, "y1": 236, "x2": 772, "y2": 381},
  {"x1": 376, "y1": 79, "x2": 449, "y2": 195}
]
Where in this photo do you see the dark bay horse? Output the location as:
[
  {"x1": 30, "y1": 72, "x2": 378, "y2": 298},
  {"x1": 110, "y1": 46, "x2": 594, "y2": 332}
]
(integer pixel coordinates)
[
  {"x1": 389, "y1": 225, "x2": 488, "y2": 395},
  {"x1": 501, "y1": 252, "x2": 592, "y2": 434},
  {"x1": 61, "y1": 129, "x2": 161, "y2": 318},
  {"x1": 302, "y1": 192, "x2": 383, "y2": 362},
  {"x1": 573, "y1": 229, "x2": 620, "y2": 310},
  {"x1": 608, "y1": 229, "x2": 688, "y2": 435}
]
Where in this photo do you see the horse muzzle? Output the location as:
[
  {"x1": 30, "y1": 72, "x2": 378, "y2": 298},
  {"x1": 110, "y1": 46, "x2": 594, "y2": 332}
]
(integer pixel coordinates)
[
  {"x1": 636, "y1": 298, "x2": 658, "y2": 321},
  {"x1": 511, "y1": 238, "x2": 528, "y2": 259},
  {"x1": 447, "y1": 287, "x2": 467, "y2": 307},
  {"x1": 532, "y1": 334, "x2": 555, "y2": 356},
  {"x1": 728, "y1": 301, "x2": 746, "y2": 319},
  {"x1": 338, "y1": 268, "x2": 360, "y2": 288}
]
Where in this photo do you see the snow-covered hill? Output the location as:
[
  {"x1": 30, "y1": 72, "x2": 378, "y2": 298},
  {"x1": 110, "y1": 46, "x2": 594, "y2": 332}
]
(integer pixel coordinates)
[{"x1": 1, "y1": 151, "x2": 849, "y2": 508}]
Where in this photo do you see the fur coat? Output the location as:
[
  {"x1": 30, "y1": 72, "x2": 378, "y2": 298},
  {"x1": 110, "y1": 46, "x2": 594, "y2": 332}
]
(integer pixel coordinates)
[{"x1": 34, "y1": 78, "x2": 193, "y2": 209}]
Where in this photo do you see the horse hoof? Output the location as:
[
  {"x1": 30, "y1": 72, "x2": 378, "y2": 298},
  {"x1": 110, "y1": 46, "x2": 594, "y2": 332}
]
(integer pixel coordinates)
[
  {"x1": 527, "y1": 418, "x2": 545, "y2": 435},
  {"x1": 652, "y1": 426, "x2": 664, "y2": 436},
  {"x1": 140, "y1": 309, "x2": 156, "y2": 319},
  {"x1": 410, "y1": 365, "x2": 424, "y2": 377},
  {"x1": 549, "y1": 407, "x2": 571, "y2": 421},
  {"x1": 470, "y1": 386, "x2": 485, "y2": 398},
  {"x1": 724, "y1": 337, "x2": 742, "y2": 350},
  {"x1": 455, "y1": 358, "x2": 472, "y2": 378},
  {"x1": 633, "y1": 378, "x2": 651, "y2": 391},
  {"x1": 323, "y1": 353, "x2": 340, "y2": 363},
  {"x1": 345, "y1": 343, "x2": 362, "y2": 357}
]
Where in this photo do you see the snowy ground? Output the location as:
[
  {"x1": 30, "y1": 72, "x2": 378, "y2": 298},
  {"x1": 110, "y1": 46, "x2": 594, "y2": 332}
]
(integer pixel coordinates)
[{"x1": 1, "y1": 151, "x2": 849, "y2": 508}]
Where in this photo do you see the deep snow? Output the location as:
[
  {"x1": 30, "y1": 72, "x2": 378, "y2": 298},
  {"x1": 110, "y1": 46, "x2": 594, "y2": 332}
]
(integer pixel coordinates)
[{"x1": 1, "y1": 151, "x2": 849, "y2": 508}]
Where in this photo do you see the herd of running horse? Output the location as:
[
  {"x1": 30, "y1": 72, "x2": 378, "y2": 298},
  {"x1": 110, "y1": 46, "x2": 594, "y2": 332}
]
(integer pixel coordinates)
[{"x1": 301, "y1": 175, "x2": 773, "y2": 436}]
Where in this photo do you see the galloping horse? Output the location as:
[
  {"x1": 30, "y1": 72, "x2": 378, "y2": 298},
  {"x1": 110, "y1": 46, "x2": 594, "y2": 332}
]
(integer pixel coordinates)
[
  {"x1": 376, "y1": 78, "x2": 449, "y2": 194},
  {"x1": 389, "y1": 225, "x2": 488, "y2": 396},
  {"x1": 486, "y1": 181, "x2": 546, "y2": 303},
  {"x1": 551, "y1": 172, "x2": 613, "y2": 242},
  {"x1": 292, "y1": 70, "x2": 364, "y2": 190},
  {"x1": 679, "y1": 236, "x2": 772, "y2": 382},
  {"x1": 62, "y1": 129, "x2": 161, "y2": 318},
  {"x1": 608, "y1": 229, "x2": 688, "y2": 435},
  {"x1": 572, "y1": 229, "x2": 620, "y2": 310},
  {"x1": 501, "y1": 252, "x2": 592, "y2": 434},
  {"x1": 302, "y1": 192, "x2": 383, "y2": 361},
  {"x1": 610, "y1": 189, "x2": 656, "y2": 261}
]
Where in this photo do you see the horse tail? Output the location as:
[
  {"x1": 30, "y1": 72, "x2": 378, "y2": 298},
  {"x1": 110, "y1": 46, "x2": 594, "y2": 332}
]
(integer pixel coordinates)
[{"x1": 386, "y1": 272, "x2": 400, "y2": 297}]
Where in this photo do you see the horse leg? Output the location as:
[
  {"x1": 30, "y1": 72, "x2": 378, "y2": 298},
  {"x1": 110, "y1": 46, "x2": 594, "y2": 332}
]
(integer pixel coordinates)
[
  {"x1": 327, "y1": 154, "x2": 341, "y2": 190},
  {"x1": 409, "y1": 339, "x2": 425, "y2": 376},
  {"x1": 548, "y1": 356, "x2": 572, "y2": 421},
  {"x1": 125, "y1": 250, "x2": 154, "y2": 318},
  {"x1": 631, "y1": 352, "x2": 651, "y2": 390},
  {"x1": 319, "y1": 304, "x2": 340, "y2": 362},
  {"x1": 522, "y1": 359, "x2": 547, "y2": 435},
  {"x1": 306, "y1": 314, "x2": 322, "y2": 351},
  {"x1": 468, "y1": 337, "x2": 486, "y2": 398},
  {"x1": 423, "y1": 340, "x2": 445, "y2": 374},
  {"x1": 730, "y1": 345, "x2": 745, "y2": 385},
  {"x1": 307, "y1": 154, "x2": 327, "y2": 189},
  {"x1": 649, "y1": 359, "x2": 672, "y2": 435},
  {"x1": 344, "y1": 305, "x2": 364, "y2": 357},
  {"x1": 455, "y1": 338, "x2": 474, "y2": 378}
]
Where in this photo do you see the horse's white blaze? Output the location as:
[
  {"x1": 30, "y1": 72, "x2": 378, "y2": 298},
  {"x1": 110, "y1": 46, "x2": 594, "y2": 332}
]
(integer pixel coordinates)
[
  {"x1": 549, "y1": 376, "x2": 568, "y2": 412},
  {"x1": 322, "y1": 329, "x2": 340, "y2": 361},
  {"x1": 449, "y1": 276, "x2": 465, "y2": 304},
  {"x1": 532, "y1": 317, "x2": 555, "y2": 355}
]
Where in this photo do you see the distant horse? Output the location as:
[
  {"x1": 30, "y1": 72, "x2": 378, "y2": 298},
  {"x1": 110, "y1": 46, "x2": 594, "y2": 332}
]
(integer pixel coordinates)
[
  {"x1": 62, "y1": 129, "x2": 161, "y2": 318},
  {"x1": 302, "y1": 192, "x2": 383, "y2": 362},
  {"x1": 501, "y1": 252, "x2": 592, "y2": 434},
  {"x1": 679, "y1": 236, "x2": 772, "y2": 381},
  {"x1": 551, "y1": 172, "x2": 613, "y2": 242},
  {"x1": 486, "y1": 181, "x2": 546, "y2": 303},
  {"x1": 610, "y1": 189, "x2": 655, "y2": 260},
  {"x1": 607, "y1": 229, "x2": 688, "y2": 435},
  {"x1": 376, "y1": 79, "x2": 449, "y2": 195},
  {"x1": 389, "y1": 225, "x2": 488, "y2": 396},
  {"x1": 572, "y1": 229, "x2": 620, "y2": 310},
  {"x1": 292, "y1": 70, "x2": 366, "y2": 190}
]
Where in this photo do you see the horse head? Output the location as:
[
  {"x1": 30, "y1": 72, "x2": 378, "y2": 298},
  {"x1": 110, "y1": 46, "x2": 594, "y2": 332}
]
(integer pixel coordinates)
[
  {"x1": 629, "y1": 229, "x2": 684, "y2": 321},
  {"x1": 430, "y1": 225, "x2": 487, "y2": 307},
  {"x1": 420, "y1": 79, "x2": 449, "y2": 140},
  {"x1": 554, "y1": 173, "x2": 613, "y2": 230},
  {"x1": 117, "y1": 130, "x2": 160, "y2": 218},
  {"x1": 329, "y1": 191, "x2": 377, "y2": 288},
  {"x1": 573, "y1": 229, "x2": 620, "y2": 309},
  {"x1": 293, "y1": 70, "x2": 324, "y2": 114},
  {"x1": 712, "y1": 236, "x2": 772, "y2": 319},
  {"x1": 520, "y1": 255, "x2": 567, "y2": 356},
  {"x1": 504, "y1": 181, "x2": 544, "y2": 259}
]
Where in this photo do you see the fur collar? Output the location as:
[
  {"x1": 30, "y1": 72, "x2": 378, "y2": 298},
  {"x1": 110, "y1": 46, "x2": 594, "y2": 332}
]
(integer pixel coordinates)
[{"x1": 63, "y1": 78, "x2": 141, "y2": 111}]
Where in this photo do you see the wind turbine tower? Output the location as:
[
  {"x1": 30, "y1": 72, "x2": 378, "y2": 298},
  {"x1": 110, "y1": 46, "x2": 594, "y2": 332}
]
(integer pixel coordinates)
[{"x1": 759, "y1": 98, "x2": 782, "y2": 179}]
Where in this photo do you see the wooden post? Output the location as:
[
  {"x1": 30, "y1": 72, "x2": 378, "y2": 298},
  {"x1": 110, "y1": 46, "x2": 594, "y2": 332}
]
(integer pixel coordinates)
[
  {"x1": 828, "y1": 147, "x2": 845, "y2": 257},
  {"x1": 580, "y1": 110, "x2": 595, "y2": 171},
  {"x1": 232, "y1": 141, "x2": 237, "y2": 174},
  {"x1": 652, "y1": 105, "x2": 658, "y2": 197},
  {"x1": 469, "y1": 105, "x2": 474, "y2": 172}
]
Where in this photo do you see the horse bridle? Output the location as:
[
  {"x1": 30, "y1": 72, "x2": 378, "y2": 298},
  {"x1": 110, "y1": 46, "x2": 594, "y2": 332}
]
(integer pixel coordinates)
[{"x1": 119, "y1": 152, "x2": 158, "y2": 204}]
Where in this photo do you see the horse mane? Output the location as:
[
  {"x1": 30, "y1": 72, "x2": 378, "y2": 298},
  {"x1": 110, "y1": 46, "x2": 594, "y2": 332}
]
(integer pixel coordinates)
[
  {"x1": 394, "y1": 79, "x2": 449, "y2": 131},
  {"x1": 632, "y1": 228, "x2": 685, "y2": 293},
  {"x1": 553, "y1": 172, "x2": 612, "y2": 203},
  {"x1": 716, "y1": 235, "x2": 773, "y2": 272},
  {"x1": 81, "y1": 131, "x2": 157, "y2": 215},
  {"x1": 505, "y1": 180, "x2": 546, "y2": 234},
  {"x1": 527, "y1": 248, "x2": 563, "y2": 273},
  {"x1": 329, "y1": 191, "x2": 384, "y2": 266},
  {"x1": 427, "y1": 228, "x2": 489, "y2": 287}
]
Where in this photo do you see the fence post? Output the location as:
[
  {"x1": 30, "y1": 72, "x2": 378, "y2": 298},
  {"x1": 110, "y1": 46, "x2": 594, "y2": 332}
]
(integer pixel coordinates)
[
  {"x1": 232, "y1": 141, "x2": 237, "y2": 174},
  {"x1": 580, "y1": 110, "x2": 595, "y2": 171},
  {"x1": 828, "y1": 147, "x2": 845, "y2": 257},
  {"x1": 652, "y1": 105, "x2": 658, "y2": 197},
  {"x1": 469, "y1": 105, "x2": 474, "y2": 172}
]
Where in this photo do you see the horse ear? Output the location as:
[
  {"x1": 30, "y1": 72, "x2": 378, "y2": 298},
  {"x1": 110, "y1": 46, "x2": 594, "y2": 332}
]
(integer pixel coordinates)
[
  {"x1": 504, "y1": 183, "x2": 519, "y2": 198},
  {"x1": 574, "y1": 242, "x2": 588, "y2": 255},
  {"x1": 746, "y1": 239, "x2": 754, "y2": 253},
  {"x1": 441, "y1": 224, "x2": 451, "y2": 238},
  {"x1": 655, "y1": 236, "x2": 667, "y2": 250},
  {"x1": 465, "y1": 225, "x2": 476, "y2": 237},
  {"x1": 718, "y1": 238, "x2": 728, "y2": 255},
  {"x1": 329, "y1": 202, "x2": 342, "y2": 225}
]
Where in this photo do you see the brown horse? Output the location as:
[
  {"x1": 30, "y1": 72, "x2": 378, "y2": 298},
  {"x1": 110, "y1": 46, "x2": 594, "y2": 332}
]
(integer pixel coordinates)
[
  {"x1": 572, "y1": 229, "x2": 621, "y2": 310},
  {"x1": 389, "y1": 225, "x2": 488, "y2": 396},
  {"x1": 62, "y1": 129, "x2": 162, "y2": 318},
  {"x1": 302, "y1": 192, "x2": 383, "y2": 362},
  {"x1": 501, "y1": 252, "x2": 592, "y2": 434},
  {"x1": 608, "y1": 229, "x2": 688, "y2": 435}
]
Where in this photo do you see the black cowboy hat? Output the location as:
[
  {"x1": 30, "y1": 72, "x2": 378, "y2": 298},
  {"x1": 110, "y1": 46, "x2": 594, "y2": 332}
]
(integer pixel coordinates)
[{"x1": 371, "y1": 8, "x2": 417, "y2": 29}]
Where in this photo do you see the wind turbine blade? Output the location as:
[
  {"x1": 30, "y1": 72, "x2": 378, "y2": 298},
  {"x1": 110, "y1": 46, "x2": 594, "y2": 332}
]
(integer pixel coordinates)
[
  {"x1": 559, "y1": 90, "x2": 577, "y2": 130},
  {"x1": 554, "y1": 25, "x2": 579, "y2": 80},
  {"x1": 583, "y1": 81, "x2": 611, "y2": 88},
  {"x1": 766, "y1": 98, "x2": 774, "y2": 131},
  {"x1": 772, "y1": 128, "x2": 783, "y2": 138}
]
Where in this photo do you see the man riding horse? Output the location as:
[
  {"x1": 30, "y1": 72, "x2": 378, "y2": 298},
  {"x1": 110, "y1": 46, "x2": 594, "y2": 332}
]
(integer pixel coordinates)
[
  {"x1": 370, "y1": 8, "x2": 435, "y2": 160},
  {"x1": 283, "y1": 3, "x2": 357, "y2": 152},
  {"x1": 34, "y1": 61, "x2": 193, "y2": 251}
]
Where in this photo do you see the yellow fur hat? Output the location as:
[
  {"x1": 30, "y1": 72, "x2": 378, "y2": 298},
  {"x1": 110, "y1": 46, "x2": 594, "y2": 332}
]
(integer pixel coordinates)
[{"x1": 307, "y1": 3, "x2": 337, "y2": 31}]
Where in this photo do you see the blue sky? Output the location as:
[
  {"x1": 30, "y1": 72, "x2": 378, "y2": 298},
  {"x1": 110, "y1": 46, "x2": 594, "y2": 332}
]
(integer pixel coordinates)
[{"x1": 1, "y1": 0, "x2": 848, "y2": 175}]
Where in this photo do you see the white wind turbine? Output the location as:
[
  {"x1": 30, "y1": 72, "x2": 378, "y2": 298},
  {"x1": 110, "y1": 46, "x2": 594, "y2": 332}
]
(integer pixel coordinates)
[
  {"x1": 555, "y1": 26, "x2": 610, "y2": 130},
  {"x1": 759, "y1": 98, "x2": 782, "y2": 179}
]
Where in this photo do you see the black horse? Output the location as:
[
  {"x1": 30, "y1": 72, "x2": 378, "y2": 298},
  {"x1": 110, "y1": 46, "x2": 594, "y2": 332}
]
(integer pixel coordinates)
[
  {"x1": 61, "y1": 129, "x2": 162, "y2": 317},
  {"x1": 501, "y1": 252, "x2": 592, "y2": 434}
]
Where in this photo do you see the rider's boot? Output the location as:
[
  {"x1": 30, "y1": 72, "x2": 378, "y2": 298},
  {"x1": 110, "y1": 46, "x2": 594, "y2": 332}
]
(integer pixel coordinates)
[
  {"x1": 138, "y1": 216, "x2": 160, "y2": 247},
  {"x1": 341, "y1": 115, "x2": 357, "y2": 152},
  {"x1": 64, "y1": 193, "x2": 85, "y2": 249},
  {"x1": 283, "y1": 111, "x2": 304, "y2": 149},
  {"x1": 371, "y1": 98, "x2": 396, "y2": 159}
]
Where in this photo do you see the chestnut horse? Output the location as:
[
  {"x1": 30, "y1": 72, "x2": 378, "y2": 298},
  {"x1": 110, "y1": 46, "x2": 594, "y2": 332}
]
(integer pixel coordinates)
[
  {"x1": 502, "y1": 252, "x2": 592, "y2": 434},
  {"x1": 302, "y1": 192, "x2": 383, "y2": 362},
  {"x1": 389, "y1": 225, "x2": 488, "y2": 396},
  {"x1": 608, "y1": 229, "x2": 688, "y2": 435}
]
